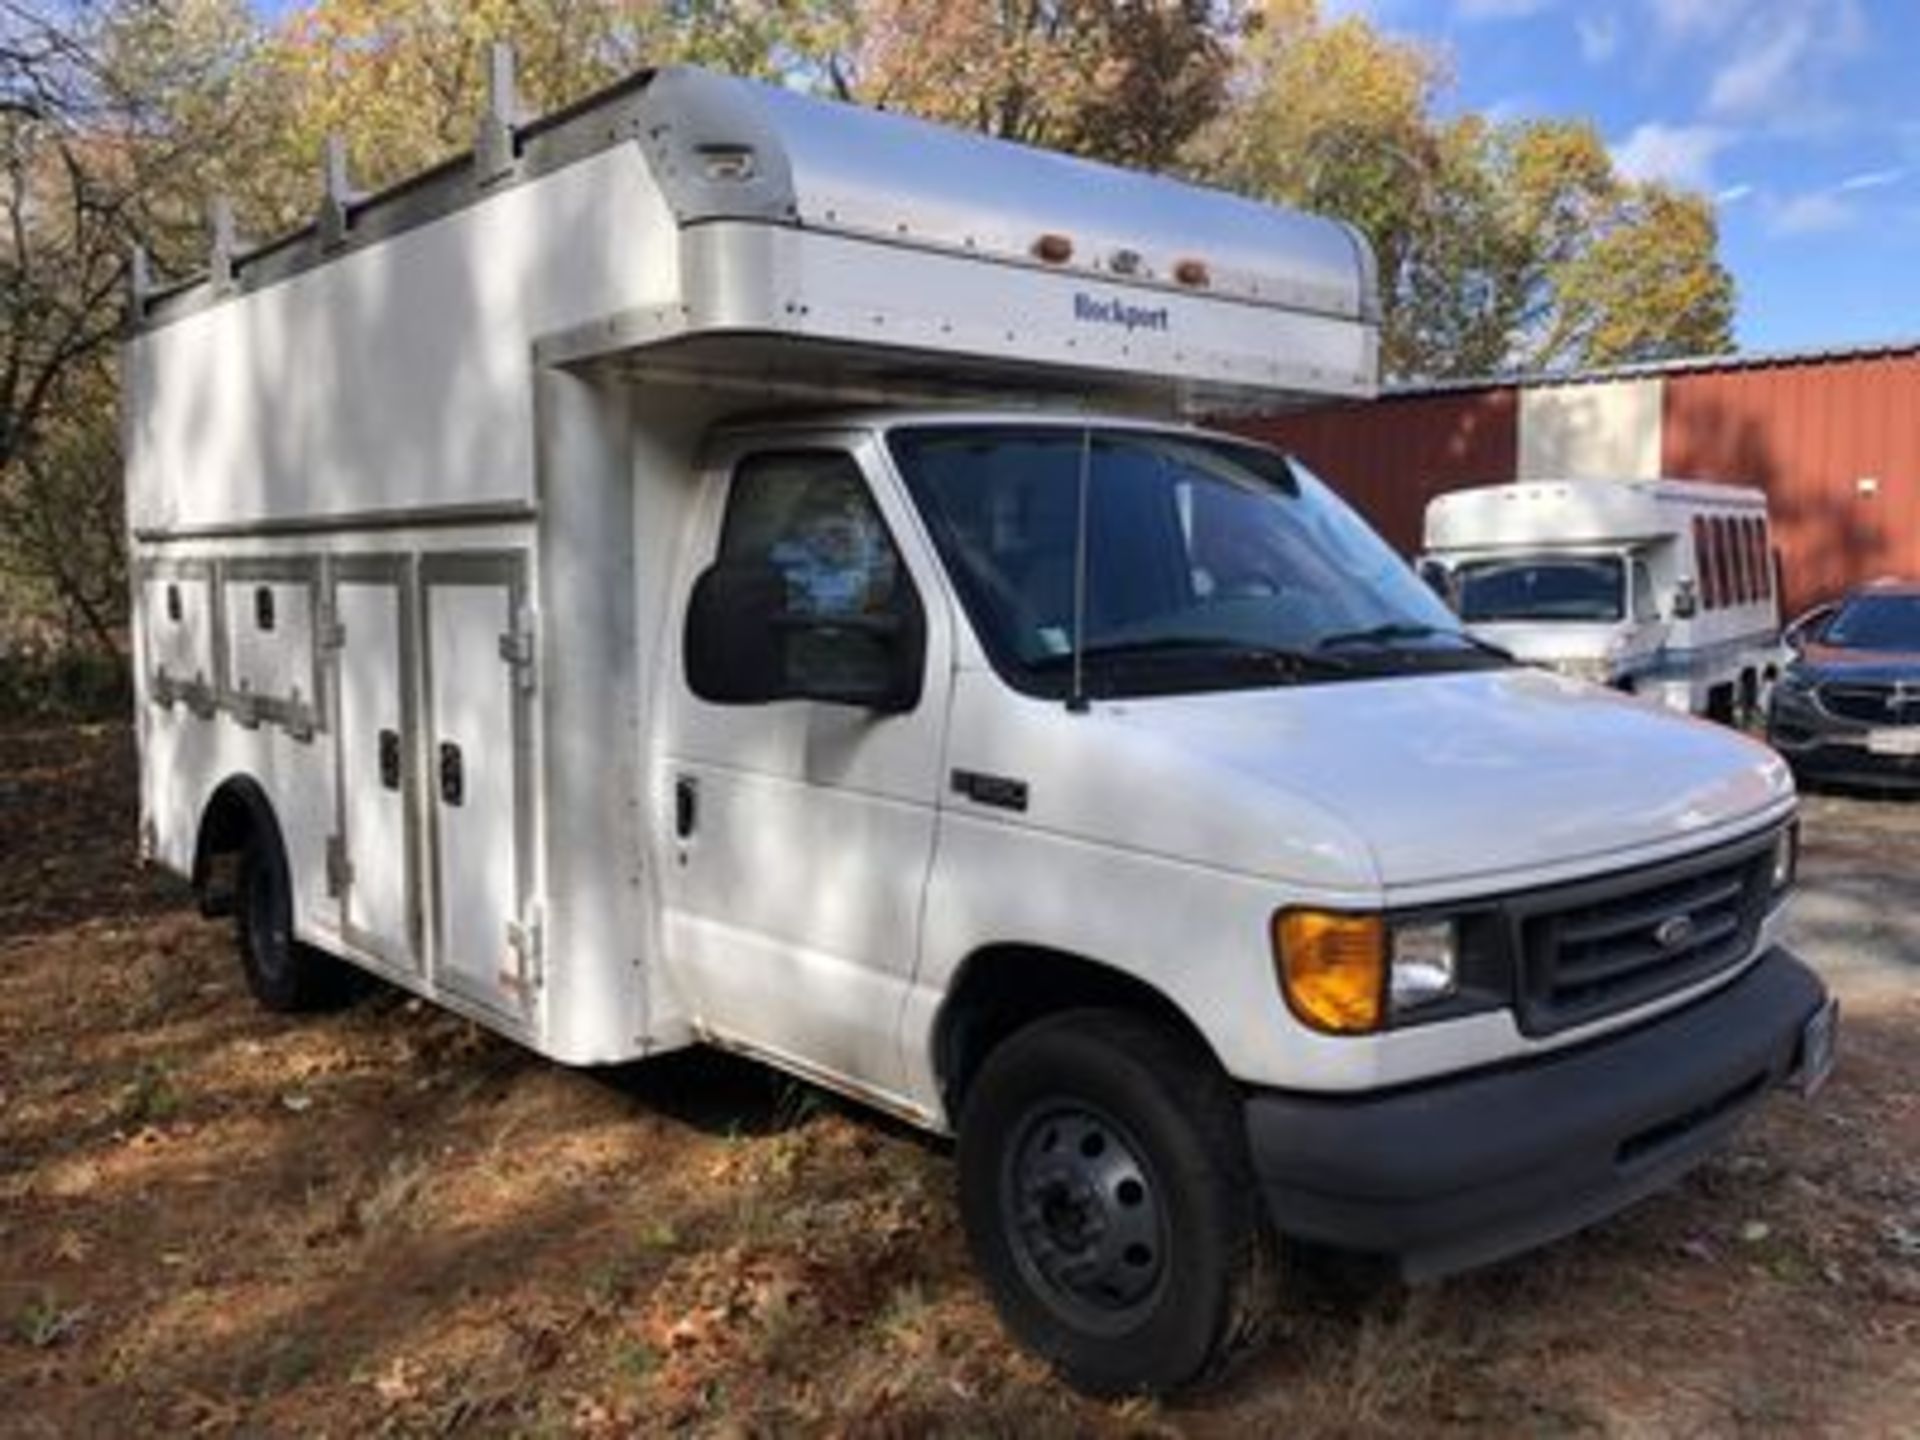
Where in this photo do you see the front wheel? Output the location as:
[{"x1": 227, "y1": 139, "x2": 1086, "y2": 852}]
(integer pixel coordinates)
[{"x1": 956, "y1": 1009, "x2": 1275, "y2": 1397}]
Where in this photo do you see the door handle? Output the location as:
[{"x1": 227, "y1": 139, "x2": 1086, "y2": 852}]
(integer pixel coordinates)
[
  {"x1": 378, "y1": 729, "x2": 402, "y2": 791},
  {"x1": 674, "y1": 775, "x2": 698, "y2": 839},
  {"x1": 439, "y1": 742, "x2": 465, "y2": 807}
]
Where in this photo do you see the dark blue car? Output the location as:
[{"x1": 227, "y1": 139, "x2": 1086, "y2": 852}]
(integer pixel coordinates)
[{"x1": 1768, "y1": 580, "x2": 1920, "y2": 791}]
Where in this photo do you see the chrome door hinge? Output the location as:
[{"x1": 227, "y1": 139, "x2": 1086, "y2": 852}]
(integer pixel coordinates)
[
  {"x1": 316, "y1": 604, "x2": 346, "y2": 652},
  {"x1": 324, "y1": 834, "x2": 353, "y2": 897},
  {"x1": 498, "y1": 607, "x2": 538, "y2": 694}
]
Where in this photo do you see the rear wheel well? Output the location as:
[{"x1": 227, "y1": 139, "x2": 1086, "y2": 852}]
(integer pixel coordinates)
[
  {"x1": 192, "y1": 776, "x2": 283, "y2": 912},
  {"x1": 934, "y1": 945, "x2": 1221, "y2": 1118}
]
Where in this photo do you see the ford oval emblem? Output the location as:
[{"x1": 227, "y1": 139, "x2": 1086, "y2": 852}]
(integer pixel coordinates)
[{"x1": 1654, "y1": 915, "x2": 1696, "y2": 951}]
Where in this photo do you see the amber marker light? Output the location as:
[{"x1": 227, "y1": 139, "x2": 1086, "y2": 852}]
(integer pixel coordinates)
[
  {"x1": 1032, "y1": 233, "x2": 1075, "y2": 264},
  {"x1": 1273, "y1": 909, "x2": 1386, "y2": 1034},
  {"x1": 1173, "y1": 257, "x2": 1211, "y2": 288}
]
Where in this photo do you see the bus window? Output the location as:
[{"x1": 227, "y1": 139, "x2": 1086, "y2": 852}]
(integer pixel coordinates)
[{"x1": 1693, "y1": 516, "x2": 1716, "y2": 609}]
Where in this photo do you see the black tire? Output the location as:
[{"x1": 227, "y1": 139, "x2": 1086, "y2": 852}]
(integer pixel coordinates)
[
  {"x1": 234, "y1": 835, "x2": 355, "y2": 1013},
  {"x1": 956, "y1": 1008, "x2": 1275, "y2": 1397}
]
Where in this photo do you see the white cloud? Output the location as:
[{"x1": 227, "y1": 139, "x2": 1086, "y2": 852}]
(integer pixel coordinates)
[
  {"x1": 1707, "y1": 16, "x2": 1817, "y2": 116},
  {"x1": 1454, "y1": 0, "x2": 1555, "y2": 19},
  {"x1": 1769, "y1": 190, "x2": 1857, "y2": 235},
  {"x1": 1688, "y1": 0, "x2": 1868, "y2": 123},
  {"x1": 1576, "y1": 13, "x2": 1620, "y2": 63},
  {"x1": 1837, "y1": 168, "x2": 1905, "y2": 192},
  {"x1": 1715, "y1": 183, "x2": 1754, "y2": 205},
  {"x1": 1647, "y1": 0, "x2": 1734, "y2": 39},
  {"x1": 1612, "y1": 122, "x2": 1731, "y2": 190}
]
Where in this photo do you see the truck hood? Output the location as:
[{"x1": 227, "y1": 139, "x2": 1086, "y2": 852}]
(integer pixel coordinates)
[{"x1": 1099, "y1": 666, "x2": 1791, "y2": 890}]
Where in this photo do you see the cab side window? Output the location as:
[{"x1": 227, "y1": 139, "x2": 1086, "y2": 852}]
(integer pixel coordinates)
[
  {"x1": 719, "y1": 452, "x2": 907, "y2": 621},
  {"x1": 689, "y1": 450, "x2": 925, "y2": 710},
  {"x1": 1631, "y1": 559, "x2": 1658, "y2": 623}
]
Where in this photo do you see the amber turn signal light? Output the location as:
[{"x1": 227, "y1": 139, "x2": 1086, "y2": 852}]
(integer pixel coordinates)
[{"x1": 1273, "y1": 910, "x2": 1385, "y2": 1034}]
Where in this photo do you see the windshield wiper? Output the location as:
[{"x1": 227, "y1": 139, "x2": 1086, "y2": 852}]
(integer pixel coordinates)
[
  {"x1": 1316, "y1": 621, "x2": 1515, "y2": 663},
  {"x1": 1030, "y1": 638, "x2": 1354, "y2": 677},
  {"x1": 1315, "y1": 621, "x2": 1446, "y2": 649}
]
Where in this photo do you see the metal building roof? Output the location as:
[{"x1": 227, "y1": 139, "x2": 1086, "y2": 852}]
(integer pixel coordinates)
[{"x1": 1383, "y1": 336, "x2": 1920, "y2": 398}]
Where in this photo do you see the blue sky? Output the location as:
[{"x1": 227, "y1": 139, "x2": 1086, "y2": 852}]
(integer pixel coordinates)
[{"x1": 1335, "y1": 0, "x2": 1920, "y2": 352}]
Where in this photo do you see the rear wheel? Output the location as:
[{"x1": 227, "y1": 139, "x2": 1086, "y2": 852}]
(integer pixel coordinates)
[
  {"x1": 234, "y1": 836, "x2": 355, "y2": 1012},
  {"x1": 956, "y1": 1009, "x2": 1275, "y2": 1397}
]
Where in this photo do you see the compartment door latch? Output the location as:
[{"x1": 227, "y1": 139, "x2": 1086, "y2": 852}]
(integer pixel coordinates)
[
  {"x1": 502, "y1": 902, "x2": 545, "y2": 1000},
  {"x1": 324, "y1": 834, "x2": 353, "y2": 898},
  {"x1": 498, "y1": 607, "x2": 538, "y2": 694}
]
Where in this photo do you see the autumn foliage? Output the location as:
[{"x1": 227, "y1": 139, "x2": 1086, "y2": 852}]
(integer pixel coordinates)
[{"x1": 0, "y1": 0, "x2": 1735, "y2": 667}]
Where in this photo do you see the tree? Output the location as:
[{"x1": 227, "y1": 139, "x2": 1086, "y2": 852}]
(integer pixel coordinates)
[
  {"x1": 1532, "y1": 183, "x2": 1734, "y2": 368},
  {"x1": 1187, "y1": 0, "x2": 1734, "y2": 378},
  {"x1": 0, "y1": 0, "x2": 261, "y2": 656},
  {"x1": 246, "y1": 0, "x2": 857, "y2": 211},
  {"x1": 855, "y1": 1, "x2": 1236, "y2": 170}
]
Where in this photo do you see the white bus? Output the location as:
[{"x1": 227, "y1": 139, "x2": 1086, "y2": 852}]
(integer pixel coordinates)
[{"x1": 1422, "y1": 477, "x2": 1785, "y2": 721}]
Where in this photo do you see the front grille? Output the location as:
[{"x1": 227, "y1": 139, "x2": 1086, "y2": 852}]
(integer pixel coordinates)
[
  {"x1": 1819, "y1": 683, "x2": 1920, "y2": 726},
  {"x1": 1511, "y1": 831, "x2": 1776, "y2": 1036}
]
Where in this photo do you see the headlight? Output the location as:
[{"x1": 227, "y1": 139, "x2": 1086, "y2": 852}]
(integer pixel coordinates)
[
  {"x1": 1272, "y1": 911, "x2": 1460, "y2": 1033},
  {"x1": 1389, "y1": 920, "x2": 1458, "y2": 1011},
  {"x1": 1770, "y1": 824, "x2": 1798, "y2": 894},
  {"x1": 1775, "y1": 668, "x2": 1815, "y2": 697}
]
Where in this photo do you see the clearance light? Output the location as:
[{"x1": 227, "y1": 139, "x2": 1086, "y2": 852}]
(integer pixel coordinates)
[
  {"x1": 1174, "y1": 257, "x2": 1211, "y2": 288},
  {"x1": 698, "y1": 145, "x2": 757, "y2": 182},
  {"x1": 1274, "y1": 910, "x2": 1385, "y2": 1034},
  {"x1": 1032, "y1": 233, "x2": 1074, "y2": 264}
]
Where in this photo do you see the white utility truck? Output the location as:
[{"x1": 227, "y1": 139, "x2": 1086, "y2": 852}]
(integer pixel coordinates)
[
  {"x1": 126, "y1": 58, "x2": 1835, "y2": 1395},
  {"x1": 1422, "y1": 478, "x2": 1785, "y2": 720}
]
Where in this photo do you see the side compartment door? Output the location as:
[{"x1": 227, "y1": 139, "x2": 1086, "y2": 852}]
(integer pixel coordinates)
[
  {"x1": 333, "y1": 558, "x2": 420, "y2": 973},
  {"x1": 422, "y1": 553, "x2": 537, "y2": 1023}
]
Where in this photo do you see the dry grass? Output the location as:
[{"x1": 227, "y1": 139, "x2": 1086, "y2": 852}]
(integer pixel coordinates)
[{"x1": 2, "y1": 719, "x2": 1918, "y2": 1436}]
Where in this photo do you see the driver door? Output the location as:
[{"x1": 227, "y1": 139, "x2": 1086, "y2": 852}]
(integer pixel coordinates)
[{"x1": 656, "y1": 436, "x2": 952, "y2": 1101}]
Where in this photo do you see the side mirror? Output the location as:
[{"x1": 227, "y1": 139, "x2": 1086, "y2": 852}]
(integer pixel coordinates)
[
  {"x1": 684, "y1": 560, "x2": 924, "y2": 713},
  {"x1": 1782, "y1": 606, "x2": 1832, "y2": 653},
  {"x1": 1671, "y1": 581, "x2": 1698, "y2": 620}
]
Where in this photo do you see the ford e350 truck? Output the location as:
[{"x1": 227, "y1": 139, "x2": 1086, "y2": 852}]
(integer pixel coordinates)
[{"x1": 124, "y1": 56, "x2": 1837, "y2": 1395}]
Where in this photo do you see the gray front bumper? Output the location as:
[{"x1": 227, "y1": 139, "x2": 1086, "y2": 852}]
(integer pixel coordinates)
[{"x1": 1244, "y1": 949, "x2": 1831, "y2": 1279}]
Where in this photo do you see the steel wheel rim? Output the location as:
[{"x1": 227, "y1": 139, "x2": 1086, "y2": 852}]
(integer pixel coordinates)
[{"x1": 1000, "y1": 1100, "x2": 1171, "y2": 1332}]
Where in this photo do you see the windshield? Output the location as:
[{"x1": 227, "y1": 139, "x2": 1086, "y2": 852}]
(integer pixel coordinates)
[
  {"x1": 1455, "y1": 555, "x2": 1625, "y2": 623},
  {"x1": 1823, "y1": 593, "x2": 1920, "y2": 651},
  {"x1": 888, "y1": 425, "x2": 1494, "y2": 698}
]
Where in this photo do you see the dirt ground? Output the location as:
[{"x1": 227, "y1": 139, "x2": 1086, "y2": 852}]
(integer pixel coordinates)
[{"x1": 2, "y1": 721, "x2": 1918, "y2": 1438}]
